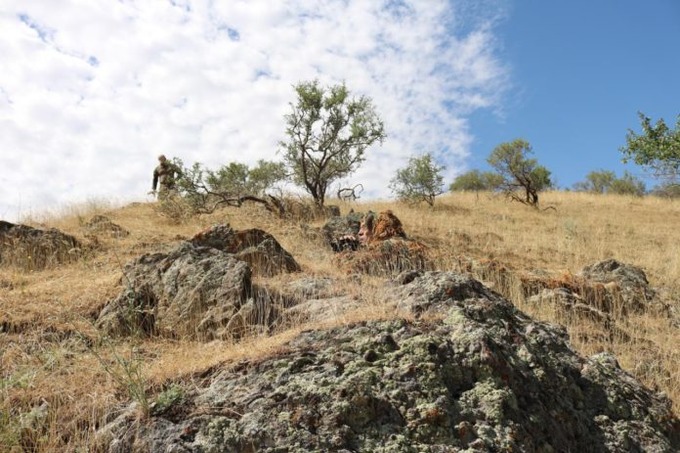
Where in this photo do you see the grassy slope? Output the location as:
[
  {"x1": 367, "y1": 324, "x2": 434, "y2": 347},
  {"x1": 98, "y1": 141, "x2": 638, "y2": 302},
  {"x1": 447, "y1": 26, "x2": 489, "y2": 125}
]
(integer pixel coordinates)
[{"x1": 1, "y1": 191, "x2": 678, "y2": 450}]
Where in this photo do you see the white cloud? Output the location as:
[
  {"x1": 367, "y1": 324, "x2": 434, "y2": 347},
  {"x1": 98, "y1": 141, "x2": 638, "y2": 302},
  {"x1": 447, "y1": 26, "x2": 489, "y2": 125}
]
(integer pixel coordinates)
[{"x1": 0, "y1": 0, "x2": 509, "y2": 222}]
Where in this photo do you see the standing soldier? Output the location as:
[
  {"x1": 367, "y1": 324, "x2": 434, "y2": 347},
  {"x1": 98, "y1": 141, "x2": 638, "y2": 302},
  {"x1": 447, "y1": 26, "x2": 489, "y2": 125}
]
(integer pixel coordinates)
[{"x1": 151, "y1": 155, "x2": 181, "y2": 200}]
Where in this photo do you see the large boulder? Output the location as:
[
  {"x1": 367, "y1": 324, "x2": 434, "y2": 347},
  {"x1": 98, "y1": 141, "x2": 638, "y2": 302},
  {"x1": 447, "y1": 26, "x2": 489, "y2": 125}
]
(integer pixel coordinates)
[
  {"x1": 0, "y1": 220, "x2": 81, "y2": 269},
  {"x1": 524, "y1": 259, "x2": 657, "y2": 322},
  {"x1": 578, "y1": 259, "x2": 655, "y2": 313},
  {"x1": 94, "y1": 271, "x2": 679, "y2": 452},
  {"x1": 96, "y1": 226, "x2": 300, "y2": 340}
]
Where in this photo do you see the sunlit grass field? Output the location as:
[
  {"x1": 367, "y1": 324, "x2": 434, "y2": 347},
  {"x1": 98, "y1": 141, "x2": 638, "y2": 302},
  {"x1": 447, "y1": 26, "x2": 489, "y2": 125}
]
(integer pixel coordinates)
[{"x1": 1, "y1": 191, "x2": 678, "y2": 451}]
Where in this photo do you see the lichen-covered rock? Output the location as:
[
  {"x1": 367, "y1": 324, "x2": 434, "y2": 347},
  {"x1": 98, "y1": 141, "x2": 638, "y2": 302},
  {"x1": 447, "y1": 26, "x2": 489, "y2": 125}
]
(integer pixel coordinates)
[
  {"x1": 94, "y1": 271, "x2": 679, "y2": 452},
  {"x1": 578, "y1": 259, "x2": 655, "y2": 313},
  {"x1": 0, "y1": 220, "x2": 82, "y2": 269},
  {"x1": 96, "y1": 242, "x2": 283, "y2": 341}
]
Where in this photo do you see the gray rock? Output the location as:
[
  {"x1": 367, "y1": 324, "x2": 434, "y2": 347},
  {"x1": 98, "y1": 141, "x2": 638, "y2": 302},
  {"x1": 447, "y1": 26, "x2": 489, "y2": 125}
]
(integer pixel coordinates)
[
  {"x1": 581, "y1": 259, "x2": 650, "y2": 288},
  {"x1": 190, "y1": 225, "x2": 301, "y2": 277},
  {"x1": 284, "y1": 296, "x2": 360, "y2": 324},
  {"x1": 96, "y1": 241, "x2": 283, "y2": 341},
  {"x1": 0, "y1": 220, "x2": 82, "y2": 269},
  {"x1": 94, "y1": 271, "x2": 679, "y2": 452},
  {"x1": 579, "y1": 259, "x2": 656, "y2": 314}
]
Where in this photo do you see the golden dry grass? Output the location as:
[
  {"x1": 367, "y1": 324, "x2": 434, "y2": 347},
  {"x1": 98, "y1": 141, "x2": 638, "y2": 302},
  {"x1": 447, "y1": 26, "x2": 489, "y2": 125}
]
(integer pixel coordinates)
[{"x1": 1, "y1": 191, "x2": 679, "y2": 451}]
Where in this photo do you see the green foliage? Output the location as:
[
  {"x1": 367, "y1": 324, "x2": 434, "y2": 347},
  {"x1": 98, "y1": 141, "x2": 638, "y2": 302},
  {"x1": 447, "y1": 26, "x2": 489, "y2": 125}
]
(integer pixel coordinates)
[
  {"x1": 248, "y1": 160, "x2": 289, "y2": 194},
  {"x1": 573, "y1": 169, "x2": 645, "y2": 196},
  {"x1": 487, "y1": 139, "x2": 553, "y2": 206},
  {"x1": 204, "y1": 160, "x2": 287, "y2": 197},
  {"x1": 651, "y1": 182, "x2": 680, "y2": 199},
  {"x1": 620, "y1": 112, "x2": 680, "y2": 180},
  {"x1": 449, "y1": 170, "x2": 503, "y2": 192},
  {"x1": 206, "y1": 162, "x2": 250, "y2": 195},
  {"x1": 389, "y1": 153, "x2": 445, "y2": 206},
  {"x1": 609, "y1": 171, "x2": 646, "y2": 196},
  {"x1": 152, "y1": 384, "x2": 184, "y2": 416},
  {"x1": 280, "y1": 80, "x2": 386, "y2": 207},
  {"x1": 90, "y1": 342, "x2": 150, "y2": 417},
  {"x1": 170, "y1": 158, "x2": 288, "y2": 215},
  {"x1": 573, "y1": 170, "x2": 617, "y2": 193}
]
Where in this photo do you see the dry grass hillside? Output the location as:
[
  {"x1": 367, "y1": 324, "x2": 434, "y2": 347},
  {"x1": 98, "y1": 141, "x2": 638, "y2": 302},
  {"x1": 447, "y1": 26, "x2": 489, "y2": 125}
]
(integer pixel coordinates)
[{"x1": 1, "y1": 191, "x2": 679, "y2": 451}]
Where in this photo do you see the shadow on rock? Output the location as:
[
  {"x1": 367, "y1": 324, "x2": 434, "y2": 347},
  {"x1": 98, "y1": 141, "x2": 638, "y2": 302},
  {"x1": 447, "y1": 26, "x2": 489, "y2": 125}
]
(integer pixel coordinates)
[
  {"x1": 94, "y1": 271, "x2": 679, "y2": 452},
  {"x1": 96, "y1": 225, "x2": 300, "y2": 341}
]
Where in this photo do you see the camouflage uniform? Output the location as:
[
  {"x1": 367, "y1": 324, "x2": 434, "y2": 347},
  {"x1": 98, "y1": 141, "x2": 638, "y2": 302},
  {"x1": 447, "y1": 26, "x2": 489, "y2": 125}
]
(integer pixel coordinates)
[{"x1": 152, "y1": 155, "x2": 181, "y2": 199}]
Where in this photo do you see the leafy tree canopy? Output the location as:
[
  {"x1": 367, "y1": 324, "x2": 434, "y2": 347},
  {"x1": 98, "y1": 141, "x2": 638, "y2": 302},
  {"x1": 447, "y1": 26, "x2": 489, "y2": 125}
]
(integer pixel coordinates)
[
  {"x1": 573, "y1": 169, "x2": 645, "y2": 196},
  {"x1": 172, "y1": 158, "x2": 288, "y2": 214},
  {"x1": 449, "y1": 170, "x2": 503, "y2": 192},
  {"x1": 390, "y1": 153, "x2": 445, "y2": 206},
  {"x1": 207, "y1": 160, "x2": 287, "y2": 197},
  {"x1": 609, "y1": 171, "x2": 646, "y2": 196},
  {"x1": 572, "y1": 170, "x2": 617, "y2": 194},
  {"x1": 280, "y1": 80, "x2": 385, "y2": 207},
  {"x1": 487, "y1": 139, "x2": 553, "y2": 206},
  {"x1": 620, "y1": 112, "x2": 680, "y2": 181}
]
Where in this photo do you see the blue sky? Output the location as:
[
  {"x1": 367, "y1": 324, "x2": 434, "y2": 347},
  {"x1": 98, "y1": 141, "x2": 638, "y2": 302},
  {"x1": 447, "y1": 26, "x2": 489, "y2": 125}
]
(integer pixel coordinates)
[
  {"x1": 468, "y1": 0, "x2": 680, "y2": 189},
  {"x1": 0, "y1": 0, "x2": 679, "y2": 221}
]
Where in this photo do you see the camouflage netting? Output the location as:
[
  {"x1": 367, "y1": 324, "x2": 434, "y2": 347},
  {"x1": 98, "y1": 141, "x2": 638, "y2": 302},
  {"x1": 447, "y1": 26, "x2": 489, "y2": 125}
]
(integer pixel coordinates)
[{"x1": 94, "y1": 271, "x2": 679, "y2": 452}]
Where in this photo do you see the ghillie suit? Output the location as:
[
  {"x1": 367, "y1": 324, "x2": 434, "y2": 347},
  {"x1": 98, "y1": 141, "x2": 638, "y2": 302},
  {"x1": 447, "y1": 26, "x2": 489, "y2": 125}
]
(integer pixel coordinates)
[
  {"x1": 358, "y1": 210, "x2": 407, "y2": 245},
  {"x1": 337, "y1": 210, "x2": 432, "y2": 276}
]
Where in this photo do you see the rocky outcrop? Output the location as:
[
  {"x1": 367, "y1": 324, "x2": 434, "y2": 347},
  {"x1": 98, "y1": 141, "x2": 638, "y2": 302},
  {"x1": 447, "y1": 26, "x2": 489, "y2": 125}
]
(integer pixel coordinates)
[
  {"x1": 525, "y1": 259, "x2": 658, "y2": 329},
  {"x1": 190, "y1": 225, "x2": 301, "y2": 277},
  {"x1": 94, "y1": 271, "x2": 679, "y2": 452},
  {"x1": 0, "y1": 220, "x2": 81, "y2": 269},
  {"x1": 96, "y1": 226, "x2": 301, "y2": 341},
  {"x1": 82, "y1": 215, "x2": 130, "y2": 238},
  {"x1": 579, "y1": 258, "x2": 655, "y2": 312}
]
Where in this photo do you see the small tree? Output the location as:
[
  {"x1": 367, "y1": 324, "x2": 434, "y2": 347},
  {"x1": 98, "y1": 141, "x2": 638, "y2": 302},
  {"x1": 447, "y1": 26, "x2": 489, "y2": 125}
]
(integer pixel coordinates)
[
  {"x1": 206, "y1": 162, "x2": 250, "y2": 196},
  {"x1": 573, "y1": 169, "x2": 645, "y2": 196},
  {"x1": 173, "y1": 159, "x2": 288, "y2": 214},
  {"x1": 609, "y1": 171, "x2": 646, "y2": 196},
  {"x1": 651, "y1": 182, "x2": 680, "y2": 199},
  {"x1": 449, "y1": 170, "x2": 503, "y2": 192},
  {"x1": 390, "y1": 153, "x2": 445, "y2": 206},
  {"x1": 248, "y1": 160, "x2": 289, "y2": 195},
  {"x1": 280, "y1": 80, "x2": 386, "y2": 207},
  {"x1": 573, "y1": 170, "x2": 616, "y2": 193},
  {"x1": 206, "y1": 160, "x2": 288, "y2": 197},
  {"x1": 620, "y1": 112, "x2": 680, "y2": 181},
  {"x1": 487, "y1": 139, "x2": 552, "y2": 207}
]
